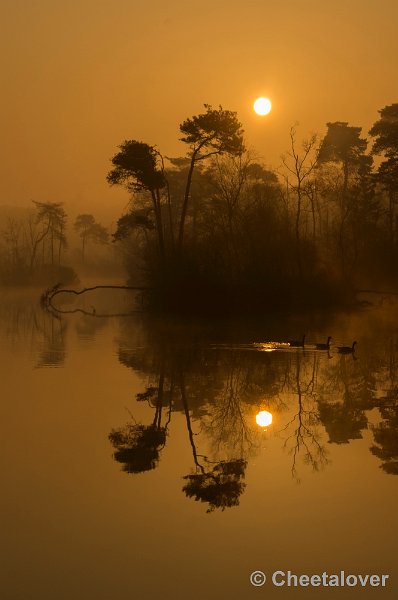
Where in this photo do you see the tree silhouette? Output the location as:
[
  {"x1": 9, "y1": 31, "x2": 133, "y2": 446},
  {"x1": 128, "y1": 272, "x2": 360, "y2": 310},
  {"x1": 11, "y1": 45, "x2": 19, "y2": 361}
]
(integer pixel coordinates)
[
  {"x1": 369, "y1": 104, "x2": 398, "y2": 158},
  {"x1": 370, "y1": 104, "x2": 398, "y2": 243},
  {"x1": 318, "y1": 122, "x2": 368, "y2": 192},
  {"x1": 317, "y1": 122, "x2": 371, "y2": 276},
  {"x1": 74, "y1": 214, "x2": 109, "y2": 262},
  {"x1": 281, "y1": 126, "x2": 319, "y2": 277},
  {"x1": 31, "y1": 201, "x2": 67, "y2": 267},
  {"x1": 178, "y1": 104, "x2": 245, "y2": 251},
  {"x1": 107, "y1": 140, "x2": 166, "y2": 258}
]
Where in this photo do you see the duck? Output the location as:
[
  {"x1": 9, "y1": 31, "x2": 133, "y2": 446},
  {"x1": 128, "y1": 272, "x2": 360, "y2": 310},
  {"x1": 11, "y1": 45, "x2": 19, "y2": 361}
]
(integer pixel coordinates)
[
  {"x1": 288, "y1": 334, "x2": 306, "y2": 348},
  {"x1": 337, "y1": 341, "x2": 357, "y2": 354},
  {"x1": 316, "y1": 336, "x2": 332, "y2": 350}
]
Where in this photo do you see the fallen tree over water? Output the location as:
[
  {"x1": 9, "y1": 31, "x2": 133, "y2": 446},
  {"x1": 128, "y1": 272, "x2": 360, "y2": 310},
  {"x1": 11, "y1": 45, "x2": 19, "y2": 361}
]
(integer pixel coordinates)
[{"x1": 41, "y1": 283, "x2": 151, "y2": 317}]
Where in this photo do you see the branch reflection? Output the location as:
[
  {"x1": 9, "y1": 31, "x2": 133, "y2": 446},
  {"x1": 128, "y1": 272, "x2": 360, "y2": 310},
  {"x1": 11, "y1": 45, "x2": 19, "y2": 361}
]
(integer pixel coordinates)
[{"x1": 107, "y1": 318, "x2": 398, "y2": 511}]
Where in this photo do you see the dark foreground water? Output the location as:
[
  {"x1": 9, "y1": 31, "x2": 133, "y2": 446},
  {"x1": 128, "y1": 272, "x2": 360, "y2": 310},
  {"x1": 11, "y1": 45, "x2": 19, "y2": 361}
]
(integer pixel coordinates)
[{"x1": 1, "y1": 289, "x2": 398, "y2": 599}]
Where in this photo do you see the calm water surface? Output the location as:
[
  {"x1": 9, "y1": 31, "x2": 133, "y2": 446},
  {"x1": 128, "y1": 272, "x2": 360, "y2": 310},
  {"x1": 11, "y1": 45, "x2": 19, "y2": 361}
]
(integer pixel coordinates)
[{"x1": 1, "y1": 289, "x2": 398, "y2": 599}]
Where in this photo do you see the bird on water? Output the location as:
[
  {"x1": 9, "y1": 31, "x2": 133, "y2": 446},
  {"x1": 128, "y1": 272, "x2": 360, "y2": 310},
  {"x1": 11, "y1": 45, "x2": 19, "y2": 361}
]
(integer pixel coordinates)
[
  {"x1": 316, "y1": 336, "x2": 332, "y2": 350},
  {"x1": 288, "y1": 334, "x2": 306, "y2": 348},
  {"x1": 337, "y1": 341, "x2": 357, "y2": 354}
]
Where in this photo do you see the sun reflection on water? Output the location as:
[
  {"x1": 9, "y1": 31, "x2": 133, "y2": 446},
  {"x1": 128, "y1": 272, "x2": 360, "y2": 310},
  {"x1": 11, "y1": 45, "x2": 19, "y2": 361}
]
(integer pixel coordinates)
[{"x1": 256, "y1": 410, "x2": 273, "y2": 428}]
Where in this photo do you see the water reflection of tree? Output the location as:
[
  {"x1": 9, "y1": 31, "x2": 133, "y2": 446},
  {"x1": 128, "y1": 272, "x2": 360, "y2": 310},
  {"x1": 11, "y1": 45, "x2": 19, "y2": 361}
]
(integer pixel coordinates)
[
  {"x1": 318, "y1": 402, "x2": 368, "y2": 445},
  {"x1": 201, "y1": 353, "x2": 258, "y2": 456},
  {"x1": 183, "y1": 459, "x2": 247, "y2": 513},
  {"x1": 35, "y1": 311, "x2": 67, "y2": 367},
  {"x1": 109, "y1": 361, "x2": 170, "y2": 473},
  {"x1": 316, "y1": 352, "x2": 372, "y2": 445},
  {"x1": 369, "y1": 339, "x2": 398, "y2": 474},
  {"x1": 115, "y1": 325, "x2": 330, "y2": 487},
  {"x1": 113, "y1": 318, "x2": 398, "y2": 489},
  {"x1": 0, "y1": 297, "x2": 67, "y2": 367},
  {"x1": 179, "y1": 369, "x2": 247, "y2": 512},
  {"x1": 383, "y1": 339, "x2": 398, "y2": 402},
  {"x1": 315, "y1": 337, "x2": 398, "y2": 474},
  {"x1": 371, "y1": 407, "x2": 398, "y2": 474},
  {"x1": 109, "y1": 422, "x2": 167, "y2": 473},
  {"x1": 279, "y1": 353, "x2": 329, "y2": 482},
  {"x1": 108, "y1": 357, "x2": 248, "y2": 512},
  {"x1": 189, "y1": 348, "x2": 288, "y2": 463}
]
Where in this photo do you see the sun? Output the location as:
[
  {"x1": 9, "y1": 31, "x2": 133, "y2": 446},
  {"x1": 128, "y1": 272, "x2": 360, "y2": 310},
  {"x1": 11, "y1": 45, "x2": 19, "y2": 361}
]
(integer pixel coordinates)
[{"x1": 254, "y1": 97, "x2": 272, "y2": 116}]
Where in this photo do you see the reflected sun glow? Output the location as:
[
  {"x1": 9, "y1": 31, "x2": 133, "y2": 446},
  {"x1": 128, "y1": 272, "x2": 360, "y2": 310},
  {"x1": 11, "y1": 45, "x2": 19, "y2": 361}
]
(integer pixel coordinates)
[{"x1": 256, "y1": 410, "x2": 273, "y2": 427}]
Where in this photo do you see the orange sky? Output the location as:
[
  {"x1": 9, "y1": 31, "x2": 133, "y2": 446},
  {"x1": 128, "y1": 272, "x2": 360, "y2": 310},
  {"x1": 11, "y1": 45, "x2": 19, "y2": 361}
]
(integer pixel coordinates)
[{"x1": 1, "y1": 0, "x2": 397, "y2": 218}]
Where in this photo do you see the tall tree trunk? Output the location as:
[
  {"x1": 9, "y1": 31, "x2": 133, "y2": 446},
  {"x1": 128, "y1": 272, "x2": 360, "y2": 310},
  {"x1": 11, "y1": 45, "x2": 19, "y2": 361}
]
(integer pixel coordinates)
[
  {"x1": 295, "y1": 185, "x2": 303, "y2": 278},
  {"x1": 152, "y1": 190, "x2": 165, "y2": 261},
  {"x1": 58, "y1": 225, "x2": 63, "y2": 264},
  {"x1": 179, "y1": 370, "x2": 204, "y2": 473},
  {"x1": 178, "y1": 152, "x2": 197, "y2": 253},
  {"x1": 29, "y1": 223, "x2": 50, "y2": 270},
  {"x1": 389, "y1": 189, "x2": 394, "y2": 244}
]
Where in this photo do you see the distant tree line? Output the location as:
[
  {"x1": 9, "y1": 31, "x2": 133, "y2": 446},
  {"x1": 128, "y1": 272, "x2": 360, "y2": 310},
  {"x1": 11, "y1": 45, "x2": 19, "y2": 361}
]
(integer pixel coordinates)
[
  {"x1": 0, "y1": 201, "x2": 109, "y2": 285},
  {"x1": 107, "y1": 103, "x2": 398, "y2": 313}
]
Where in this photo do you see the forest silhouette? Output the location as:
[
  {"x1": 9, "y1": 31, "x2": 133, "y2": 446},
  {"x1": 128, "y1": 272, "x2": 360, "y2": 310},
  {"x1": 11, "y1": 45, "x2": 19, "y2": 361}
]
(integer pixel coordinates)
[
  {"x1": 105, "y1": 103, "x2": 398, "y2": 314},
  {"x1": 2, "y1": 103, "x2": 398, "y2": 317}
]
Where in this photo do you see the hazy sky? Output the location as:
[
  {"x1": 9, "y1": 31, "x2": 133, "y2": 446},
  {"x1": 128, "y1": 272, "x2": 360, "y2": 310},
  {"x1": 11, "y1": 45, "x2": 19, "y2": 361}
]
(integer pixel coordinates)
[{"x1": 1, "y1": 0, "x2": 397, "y2": 217}]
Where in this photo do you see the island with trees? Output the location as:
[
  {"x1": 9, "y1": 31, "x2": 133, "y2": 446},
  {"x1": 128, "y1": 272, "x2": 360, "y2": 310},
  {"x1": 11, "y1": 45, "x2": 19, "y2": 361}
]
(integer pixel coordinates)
[
  {"x1": 106, "y1": 103, "x2": 398, "y2": 314},
  {"x1": 2, "y1": 102, "x2": 398, "y2": 315}
]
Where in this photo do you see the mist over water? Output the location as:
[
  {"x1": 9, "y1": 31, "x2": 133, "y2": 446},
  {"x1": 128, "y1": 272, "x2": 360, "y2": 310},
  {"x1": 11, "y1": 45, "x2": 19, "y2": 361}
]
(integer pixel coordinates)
[{"x1": 1, "y1": 289, "x2": 398, "y2": 599}]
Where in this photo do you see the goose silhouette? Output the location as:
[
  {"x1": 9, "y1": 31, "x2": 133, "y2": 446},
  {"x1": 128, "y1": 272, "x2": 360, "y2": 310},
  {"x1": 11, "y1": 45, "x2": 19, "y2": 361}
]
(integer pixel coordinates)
[
  {"x1": 288, "y1": 334, "x2": 306, "y2": 348},
  {"x1": 337, "y1": 341, "x2": 357, "y2": 354},
  {"x1": 316, "y1": 336, "x2": 332, "y2": 350}
]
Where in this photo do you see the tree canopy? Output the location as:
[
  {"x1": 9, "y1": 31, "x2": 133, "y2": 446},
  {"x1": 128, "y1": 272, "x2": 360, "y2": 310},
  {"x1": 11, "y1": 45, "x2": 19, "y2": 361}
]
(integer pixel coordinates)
[
  {"x1": 109, "y1": 423, "x2": 166, "y2": 474},
  {"x1": 177, "y1": 105, "x2": 245, "y2": 249},
  {"x1": 369, "y1": 104, "x2": 398, "y2": 194},
  {"x1": 182, "y1": 459, "x2": 247, "y2": 513},
  {"x1": 74, "y1": 214, "x2": 109, "y2": 261},
  {"x1": 318, "y1": 121, "x2": 367, "y2": 169},
  {"x1": 107, "y1": 140, "x2": 166, "y2": 193},
  {"x1": 107, "y1": 140, "x2": 167, "y2": 258},
  {"x1": 369, "y1": 103, "x2": 398, "y2": 158},
  {"x1": 179, "y1": 104, "x2": 245, "y2": 159},
  {"x1": 104, "y1": 103, "x2": 398, "y2": 311}
]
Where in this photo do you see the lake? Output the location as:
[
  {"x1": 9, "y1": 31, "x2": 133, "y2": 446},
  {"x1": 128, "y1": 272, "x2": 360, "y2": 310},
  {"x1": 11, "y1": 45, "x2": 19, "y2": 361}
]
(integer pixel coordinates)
[{"x1": 1, "y1": 288, "x2": 397, "y2": 599}]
